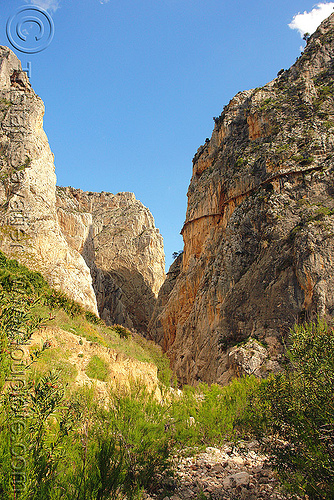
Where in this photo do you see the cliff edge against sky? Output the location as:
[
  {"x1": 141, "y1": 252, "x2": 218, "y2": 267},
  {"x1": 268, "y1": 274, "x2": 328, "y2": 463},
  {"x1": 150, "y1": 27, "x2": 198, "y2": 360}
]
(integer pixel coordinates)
[
  {"x1": 0, "y1": 46, "x2": 165, "y2": 330},
  {"x1": 149, "y1": 13, "x2": 334, "y2": 385}
]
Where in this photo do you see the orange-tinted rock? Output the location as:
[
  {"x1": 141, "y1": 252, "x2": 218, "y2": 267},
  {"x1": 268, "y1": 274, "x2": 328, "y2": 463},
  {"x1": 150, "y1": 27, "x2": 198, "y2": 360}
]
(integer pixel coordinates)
[{"x1": 149, "y1": 13, "x2": 334, "y2": 385}]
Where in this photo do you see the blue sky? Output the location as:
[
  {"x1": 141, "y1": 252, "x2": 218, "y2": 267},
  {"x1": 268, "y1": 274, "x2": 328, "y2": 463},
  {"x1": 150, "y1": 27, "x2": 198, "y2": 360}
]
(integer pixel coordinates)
[{"x1": 0, "y1": 0, "x2": 333, "y2": 270}]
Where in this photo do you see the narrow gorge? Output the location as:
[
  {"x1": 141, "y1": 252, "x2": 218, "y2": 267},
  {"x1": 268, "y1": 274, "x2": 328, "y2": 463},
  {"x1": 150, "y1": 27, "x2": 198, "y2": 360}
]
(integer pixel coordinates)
[{"x1": 2, "y1": 12, "x2": 334, "y2": 387}]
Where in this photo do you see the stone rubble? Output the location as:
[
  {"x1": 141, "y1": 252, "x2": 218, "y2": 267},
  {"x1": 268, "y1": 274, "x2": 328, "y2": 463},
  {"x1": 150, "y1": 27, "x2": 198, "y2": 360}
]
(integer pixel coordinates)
[{"x1": 143, "y1": 440, "x2": 299, "y2": 500}]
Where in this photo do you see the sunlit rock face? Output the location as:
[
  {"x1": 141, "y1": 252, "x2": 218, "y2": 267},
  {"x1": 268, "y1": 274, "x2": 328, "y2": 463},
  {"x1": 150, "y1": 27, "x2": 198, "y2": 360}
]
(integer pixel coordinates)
[
  {"x1": 0, "y1": 47, "x2": 165, "y2": 329},
  {"x1": 56, "y1": 187, "x2": 165, "y2": 332},
  {"x1": 0, "y1": 46, "x2": 98, "y2": 313},
  {"x1": 149, "y1": 13, "x2": 334, "y2": 385}
]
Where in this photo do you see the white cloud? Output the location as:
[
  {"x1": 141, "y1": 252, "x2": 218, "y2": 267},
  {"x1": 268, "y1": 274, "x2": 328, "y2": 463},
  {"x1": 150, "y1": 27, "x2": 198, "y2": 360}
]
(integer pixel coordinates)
[
  {"x1": 289, "y1": 2, "x2": 334, "y2": 37},
  {"x1": 26, "y1": 0, "x2": 60, "y2": 13},
  {"x1": 99, "y1": 0, "x2": 110, "y2": 3}
]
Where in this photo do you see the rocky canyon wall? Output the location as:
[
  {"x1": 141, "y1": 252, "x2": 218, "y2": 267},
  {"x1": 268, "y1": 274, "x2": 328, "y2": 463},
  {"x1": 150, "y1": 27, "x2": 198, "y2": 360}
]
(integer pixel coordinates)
[
  {"x1": 149, "y1": 13, "x2": 334, "y2": 385},
  {"x1": 56, "y1": 187, "x2": 165, "y2": 332},
  {"x1": 0, "y1": 47, "x2": 98, "y2": 313},
  {"x1": 0, "y1": 47, "x2": 165, "y2": 331}
]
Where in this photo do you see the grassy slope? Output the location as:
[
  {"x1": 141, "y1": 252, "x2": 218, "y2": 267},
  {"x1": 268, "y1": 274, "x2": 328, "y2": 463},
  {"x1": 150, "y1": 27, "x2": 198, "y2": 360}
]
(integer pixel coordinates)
[{"x1": 0, "y1": 250, "x2": 173, "y2": 388}]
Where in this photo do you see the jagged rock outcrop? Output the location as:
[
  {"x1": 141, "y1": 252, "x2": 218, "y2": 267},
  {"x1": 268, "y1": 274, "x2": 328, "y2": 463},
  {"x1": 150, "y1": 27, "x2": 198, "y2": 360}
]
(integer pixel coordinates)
[
  {"x1": 0, "y1": 47, "x2": 98, "y2": 313},
  {"x1": 56, "y1": 187, "x2": 165, "y2": 332},
  {"x1": 0, "y1": 47, "x2": 165, "y2": 329},
  {"x1": 149, "y1": 13, "x2": 334, "y2": 385}
]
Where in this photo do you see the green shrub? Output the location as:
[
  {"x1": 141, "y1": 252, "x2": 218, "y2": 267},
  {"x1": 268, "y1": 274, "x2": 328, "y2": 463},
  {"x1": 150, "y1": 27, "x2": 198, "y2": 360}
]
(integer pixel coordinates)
[
  {"x1": 0, "y1": 251, "x2": 49, "y2": 296},
  {"x1": 85, "y1": 310, "x2": 103, "y2": 325},
  {"x1": 28, "y1": 347, "x2": 78, "y2": 386},
  {"x1": 104, "y1": 383, "x2": 173, "y2": 499},
  {"x1": 112, "y1": 324, "x2": 131, "y2": 339},
  {"x1": 0, "y1": 371, "x2": 80, "y2": 500},
  {"x1": 244, "y1": 320, "x2": 334, "y2": 500},
  {"x1": 0, "y1": 248, "x2": 179, "y2": 499},
  {"x1": 51, "y1": 384, "x2": 174, "y2": 500},
  {"x1": 86, "y1": 355, "x2": 109, "y2": 381},
  {"x1": 170, "y1": 376, "x2": 260, "y2": 447},
  {"x1": 44, "y1": 289, "x2": 83, "y2": 318}
]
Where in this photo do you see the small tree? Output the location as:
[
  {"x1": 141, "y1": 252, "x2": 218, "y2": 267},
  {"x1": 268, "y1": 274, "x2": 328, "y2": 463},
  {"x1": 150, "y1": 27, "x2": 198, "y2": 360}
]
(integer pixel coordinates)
[
  {"x1": 303, "y1": 32, "x2": 310, "y2": 43},
  {"x1": 172, "y1": 250, "x2": 183, "y2": 260}
]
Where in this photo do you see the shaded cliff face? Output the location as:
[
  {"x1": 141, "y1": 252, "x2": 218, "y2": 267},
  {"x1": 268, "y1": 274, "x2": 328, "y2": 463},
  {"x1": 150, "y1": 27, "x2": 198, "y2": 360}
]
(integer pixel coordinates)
[
  {"x1": 56, "y1": 187, "x2": 165, "y2": 332},
  {"x1": 150, "y1": 14, "x2": 334, "y2": 385},
  {"x1": 0, "y1": 47, "x2": 98, "y2": 314}
]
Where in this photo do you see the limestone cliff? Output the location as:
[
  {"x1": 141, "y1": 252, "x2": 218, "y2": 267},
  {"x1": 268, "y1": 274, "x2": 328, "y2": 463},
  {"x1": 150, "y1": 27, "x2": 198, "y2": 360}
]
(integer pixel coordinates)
[
  {"x1": 56, "y1": 187, "x2": 165, "y2": 332},
  {"x1": 0, "y1": 47, "x2": 98, "y2": 313},
  {"x1": 0, "y1": 47, "x2": 165, "y2": 330},
  {"x1": 149, "y1": 13, "x2": 334, "y2": 385}
]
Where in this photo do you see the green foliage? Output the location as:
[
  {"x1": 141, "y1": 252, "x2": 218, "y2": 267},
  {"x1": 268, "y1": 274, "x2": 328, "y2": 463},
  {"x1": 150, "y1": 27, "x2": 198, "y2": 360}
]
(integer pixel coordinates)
[
  {"x1": 112, "y1": 324, "x2": 131, "y2": 339},
  {"x1": 129, "y1": 334, "x2": 176, "y2": 387},
  {"x1": 44, "y1": 289, "x2": 83, "y2": 318},
  {"x1": 243, "y1": 320, "x2": 334, "y2": 499},
  {"x1": 86, "y1": 355, "x2": 109, "y2": 382},
  {"x1": 0, "y1": 248, "x2": 267, "y2": 499},
  {"x1": 1, "y1": 380, "x2": 175, "y2": 500},
  {"x1": 28, "y1": 347, "x2": 78, "y2": 387},
  {"x1": 103, "y1": 384, "x2": 173, "y2": 498},
  {"x1": 291, "y1": 153, "x2": 314, "y2": 166},
  {"x1": 311, "y1": 73, "x2": 334, "y2": 111},
  {"x1": 85, "y1": 310, "x2": 103, "y2": 325},
  {"x1": 170, "y1": 376, "x2": 260, "y2": 447},
  {"x1": 0, "y1": 372, "x2": 82, "y2": 500},
  {"x1": 0, "y1": 251, "x2": 49, "y2": 296},
  {"x1": 235, "y1": 157, "x2": 248, "y2": 168},
  {"x1": 258, "y1": 97, "x2": 273, "y2": 111}
]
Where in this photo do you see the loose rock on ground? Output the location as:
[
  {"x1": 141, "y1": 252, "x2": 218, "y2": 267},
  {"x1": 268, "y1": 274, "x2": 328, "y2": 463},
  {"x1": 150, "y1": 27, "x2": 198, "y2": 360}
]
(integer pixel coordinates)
[{"x1": 144, "y1": 440, "x2": 299, "y2": 500}]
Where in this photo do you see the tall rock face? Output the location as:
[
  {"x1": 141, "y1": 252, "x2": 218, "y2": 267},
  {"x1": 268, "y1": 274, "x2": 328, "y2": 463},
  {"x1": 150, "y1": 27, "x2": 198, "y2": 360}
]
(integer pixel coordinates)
[
  {"x1": 0, "y1": 47, "x2": 165, "y2": 330},
  {"x1": 0, "y1": 47, "x2": 98, "y2": 314},
  {"x1": 56, "y1": 187, "x2": 165, "y2": 332},
  {"x1": 149, "y1": 13, "x2": 334, "y2": 385}
]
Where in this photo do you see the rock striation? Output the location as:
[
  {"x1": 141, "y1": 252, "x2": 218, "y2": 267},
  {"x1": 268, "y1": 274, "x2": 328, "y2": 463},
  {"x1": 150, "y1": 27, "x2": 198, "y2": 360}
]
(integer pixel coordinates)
[
  {"x1": 56, "y1": 187, "x2": 165, "y2": 332},
  {"x1": 0, "y1": 46, "x2": 165, "y2": 330},
  {"x1": 149, "y1": 13, "x2": 334, "y2": 384}
]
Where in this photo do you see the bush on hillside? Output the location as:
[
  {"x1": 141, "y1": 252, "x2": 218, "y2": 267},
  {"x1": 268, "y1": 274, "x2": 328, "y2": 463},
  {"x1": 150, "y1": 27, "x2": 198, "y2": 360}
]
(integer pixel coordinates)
[
  {"x1": 86, "y1": 355, "x2": 109, "y2": 382},
  {"x1": 85, "y1": 310, "x2": 104, "y2": 325},
  {"x1": 44, "y1": 289, "x2": 83, "y2": 318},
  {"x1": 243, "y1": 319, "x2": 334, "y2": 500},
  {"x1": 170, "y1": 376, "x2": 260, "y2": 447},
  {"x1": 0, "y1": 251, "x2": 48, "y2": 296},
  {"x1": 112, "y1": 324, "x2": 131, "y2": 339}
]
